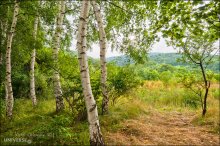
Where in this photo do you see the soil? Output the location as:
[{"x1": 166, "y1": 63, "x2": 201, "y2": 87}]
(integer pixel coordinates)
[{"x1": 104, "y1": 110, "x2": 220, "y2": 145}]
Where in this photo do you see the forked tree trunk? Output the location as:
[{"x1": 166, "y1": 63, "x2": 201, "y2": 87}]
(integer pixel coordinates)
[
  {"x1": 30, "y1": 17, "x2": 38, "y2": 106},
  {"x1": 5, "y1": 0, "x2": 19, "y2": 118},
  {"x1": 91, "y1": 1, "x2": 109, "y2": 115},
  {"x1": 77, "y1": 1, "x2": 104, "y2": 145},
  {"x1": 53, "y1": 0, "x2": 65, "y2": 112}
]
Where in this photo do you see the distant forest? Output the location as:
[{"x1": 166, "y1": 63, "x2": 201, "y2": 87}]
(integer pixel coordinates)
[{"x1": 107, "y1": 53, "x2": 220, "y2": 73}]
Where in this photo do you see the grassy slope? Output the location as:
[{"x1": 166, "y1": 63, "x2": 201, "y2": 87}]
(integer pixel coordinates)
[{"x1": 0, "y1": 81, "x2": 219, "y2": 145}]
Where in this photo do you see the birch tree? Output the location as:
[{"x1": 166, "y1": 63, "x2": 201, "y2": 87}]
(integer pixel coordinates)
[
  {"x1": 5, "y1": 0, "x2": 19, "y2": 118},
  {"x1": 30, "y1": 15, "x2": 39, "y2": 106},
  {"x1": 53, "y1": 0, "x2": 65, "y2": 112},
  {"x1": 0, "y1": 10, "x2": 8, "y2": 88},
  {"x1": 91, "y1": 1, "x2": 108, "y2": 115},
  {"x1": 76, "y1": 1, "x2": 104, "y2": 145}
]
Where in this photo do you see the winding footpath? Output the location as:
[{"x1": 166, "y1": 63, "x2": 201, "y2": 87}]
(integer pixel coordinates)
[{"x1": 105, "y1": 111, "x2": 219, "y2": 145}]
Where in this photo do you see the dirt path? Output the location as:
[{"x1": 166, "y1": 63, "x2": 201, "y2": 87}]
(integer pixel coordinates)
[{"x1": 105, "y1": 111, "x2": 219, "y2": 145}]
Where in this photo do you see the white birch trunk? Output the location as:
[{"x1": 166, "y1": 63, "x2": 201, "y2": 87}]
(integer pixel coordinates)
[
  {"x1": 5, "y1": 81, "x2": 8, "y2": 104},
  {"x1": 1, "y1": 12, "x2": 8, "y2": 101},
  {"x1": 53, "y1": 0, "x2": 65, "y2": 112},
  {"x1": 77, "y1": 1, "x2": 104, "y2": 145},
  {"x1": 0, "y1": 21, "x2": 3, "y2": 66},
  {"x1": 5, "y1": 0, "x2": 19, "y2": 118},
  {"x1": 91, "y1": 1, "x2": 109, "y2": 115},
  {"x1": 30, "y1": 16, "x2": 38, "y2": 106}
]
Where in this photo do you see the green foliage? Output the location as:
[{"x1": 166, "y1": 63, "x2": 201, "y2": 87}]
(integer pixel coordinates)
[
  {"x1": 0, "y1": 98, "x2": 91, "y2": 145},
  {"x1": 35, "y1": 70, "x2": 53, "y2": 98},
  {"x1": 158, "y1": 64, "x2": 175, "y2": 73},
  {"x1": 0, "y1": 98, "x2": 5, "y2": 119},
  {"x1": 212, "y1": 88, "x2": 220, "y2": 100},
  {"x1": 182, "y1": 91, "x2": 200, "y2": 109},
  {"x1": 108, "y1": 53, "x2": 220, "y2": 73},
  {"x1": 177, "y1": 69, "x2": 201, "y2": 87},
  {"x1": 0, "y1": 0, "x2": 219, "y2": 144},
  {"x1": 213, "y1": 73, "x2": 220, "y2": 82},
  {"x1": 138, "y1": 69, "x2": 160, "y2": 81},
  {"x1": 12, "y1": 72, "x2": 29, "y2": 98},
  {"x1": 107, "y1": 63, "x2": 143, "y2": 104},
  {"x1": 160, "y1": 71, "x2": 172, "y2": 86},
  {"x1": 103, "y1": 1, "x2": 158, "y2": 62}
]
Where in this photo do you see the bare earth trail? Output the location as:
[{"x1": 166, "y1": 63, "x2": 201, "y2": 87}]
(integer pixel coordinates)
[{"x1": 105, "y1": 111, "x2": 219, "y2": 145}]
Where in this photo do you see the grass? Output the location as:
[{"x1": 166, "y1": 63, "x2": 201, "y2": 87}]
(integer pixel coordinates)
[
  {"x1": 135, "y1": 81, "x2": 219, "y2": 133},
  {"x1": 0, "y1": 81, "x2": 219, "y2": 145},
  {"x1": 1, "y1": 98, "x2": 88, "y2": 145}
]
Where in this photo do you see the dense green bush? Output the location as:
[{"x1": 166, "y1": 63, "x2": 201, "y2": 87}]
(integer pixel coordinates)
[
  {"x1": 157, "y1": 64, "x2": 175, "y2": 73},
  {"x1": 182, "y1": 91, "x2": 200, "y2": 108},
  {"x1": 213, "y1": 73, "x2": 220, "y2": 81},
  {"x1": 137, "y1": 69, "x2": 160, "y2": 80},
  {"x1": 160, "y1": 71, "x2": 172, "y2": 86},
  {"x1": 107, "y1": 63, "x2": 143, "y2": 104}
]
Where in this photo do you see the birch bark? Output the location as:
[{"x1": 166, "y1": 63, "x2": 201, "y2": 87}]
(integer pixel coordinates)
[
  {"x1": 5, "y1": 0, "x2": 20, "y2": 118},
  {"x1": 77, "y1": 1, "x2": 104, "y2": 145},
  {"x1": 1, "y1": 9, "x2": 8, "y2": 105},
  {"x1": 0, "y1": 21, "x2": 2, "y2": 66},
  {"x1": 91, "y1": 1, "x2": 109, "y2": 115},
  {"x1": 30, "y1": 16, "x2": 38, "y2": 106},
  {"x1": 53, "y1": 0, "x2": 65, "y2": 112}
]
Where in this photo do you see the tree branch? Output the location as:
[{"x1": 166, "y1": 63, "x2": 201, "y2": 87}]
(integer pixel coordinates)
[
  {"x1": 182, "y1": 37, "x2": 201, "y2": 65},
  {"x1": 0, "y1": 2, "x2": 15, "y2": 6},
  {"x1": 105, "y1": 1, "x2": 133, "y2": 15},
  {"x1": 204, "y1": 49, "x2": 219, "y2": 69}
]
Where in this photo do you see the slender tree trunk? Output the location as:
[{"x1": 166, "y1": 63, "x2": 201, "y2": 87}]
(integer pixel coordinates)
[
  {"x1": 5, "y1": 81, "x2": 8, "y2": 101},
  {"x1": 0, "y1": 50, "x2": 2, "y2": 67},
  {"x1": 5, "y1": 0, "x2": 20, "y2": 119},
  {"x1": 0, "y1": 21, "x2": 2, "y2": 66},
  {"x1": 202, "y1": 87, "x2": 209, "y2": 116},
  {"x1": 200, "y1": 62, "x2": 210, "y2": 117},
  {"x1": 1, "y1": 11, "x2": 8, "y2": 101},
  {"x1": 30, "y1": 17, "x2": 38, "y2": 106},
  {"x1": 91, "y1": 1, "x2": 109, "y2": 115},
  {"x1": 77, "y1": 1, "x2": 104, "y2": 145},
  {"x1": 53, "y1": 0, "x2": 65, "y2": 112}
]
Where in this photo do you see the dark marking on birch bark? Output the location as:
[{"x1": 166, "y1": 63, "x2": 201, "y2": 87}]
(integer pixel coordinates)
[{"x1": 89, "y1": 103, "x2": 97, "y2": 112}]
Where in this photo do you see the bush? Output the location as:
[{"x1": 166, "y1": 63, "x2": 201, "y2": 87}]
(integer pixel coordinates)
[
  {"x1": 138, "y1": 69, "x2": 159, "y2": 80},
  {"x1": 160, "y1": 71, "x2": 172, "y2": 86},
  {"x1": 157, "y1": 64, "x2": 174, "y2": 73},
  {"x1": 107, "y1": 64, "x2": 143, "y2": 105},
  {"x1": 182, "y1": 91, "x2": 200, "y2": 108},
  {"x1": 213, "y1": 73, "x2": 220, "y2": 82}
]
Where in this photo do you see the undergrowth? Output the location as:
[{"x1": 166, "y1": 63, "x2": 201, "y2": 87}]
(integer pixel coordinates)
[{"x1": 0, "y1": 81, "x2": 219, "y2": 145}]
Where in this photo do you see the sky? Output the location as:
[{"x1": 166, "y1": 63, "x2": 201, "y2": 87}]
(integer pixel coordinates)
[
  {"x1": 85, "y1": 37, "x2": 176, "y2": 58},
  {"x1": 72, "y1": 38, "x2": 219, "y2": 58}
]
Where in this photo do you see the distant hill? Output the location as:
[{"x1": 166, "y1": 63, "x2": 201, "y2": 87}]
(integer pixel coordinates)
[
  {"x1": 149, "y1": 53, "x2": 184, "y2": 66},
  {"x1": 107, "y1": 55, "x2": 133, "y2": 66},
  {"x1": 107, "y1": 53, "x2": 220, "y2": 72}
]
